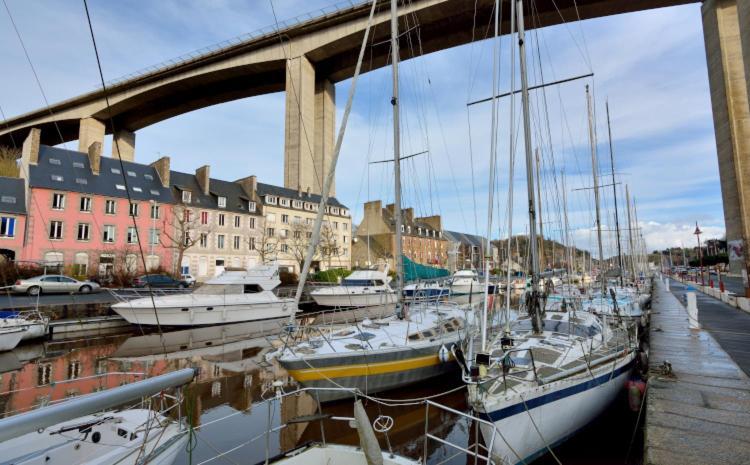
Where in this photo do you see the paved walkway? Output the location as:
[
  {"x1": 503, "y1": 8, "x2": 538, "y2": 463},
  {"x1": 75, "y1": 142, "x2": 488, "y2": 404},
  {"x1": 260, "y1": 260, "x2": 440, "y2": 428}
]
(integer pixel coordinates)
[
  {"x1": 645, "y1": 277, "x2": 750, "y2": 465},
  {"x1": 669, "y1": 279, "x2": 750, "y2": 374}
]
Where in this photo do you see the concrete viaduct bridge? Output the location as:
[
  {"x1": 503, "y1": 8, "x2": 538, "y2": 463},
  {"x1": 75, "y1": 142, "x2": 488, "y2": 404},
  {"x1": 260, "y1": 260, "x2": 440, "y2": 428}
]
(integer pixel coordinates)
[{"x1": 2, "y1": 0, "x2": 750, "y2": 273}]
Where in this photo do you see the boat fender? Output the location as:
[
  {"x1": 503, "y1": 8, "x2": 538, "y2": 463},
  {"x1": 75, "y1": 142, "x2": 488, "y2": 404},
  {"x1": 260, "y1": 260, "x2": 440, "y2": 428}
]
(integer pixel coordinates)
[
  {"x1": 627, "y1": 380, "x2": 646, "y2": 412},
  {"x1": 282, "y1": 303, "x2": 289, "y2": 312},
  {"x1": 439, "y1": 345, "x2": 451, "y2": 363}
]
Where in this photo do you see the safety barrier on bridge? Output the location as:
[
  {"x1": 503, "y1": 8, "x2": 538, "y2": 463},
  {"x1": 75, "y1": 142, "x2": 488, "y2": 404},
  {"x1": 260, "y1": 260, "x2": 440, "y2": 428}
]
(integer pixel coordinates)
[{"x1": 101, "y1": 0, "x2": 371, "y2": 88}]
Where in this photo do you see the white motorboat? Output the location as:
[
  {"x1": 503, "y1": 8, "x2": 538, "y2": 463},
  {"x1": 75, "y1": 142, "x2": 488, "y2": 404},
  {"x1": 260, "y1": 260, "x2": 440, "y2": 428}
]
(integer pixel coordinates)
[
  {"x1": 463, "y1": 310, "x2": 635, "y2": 464},
  {"x1": 0, "y1": 310, "x2": 49, "y2": 340},
  {"x1": 0, "y1": 326, "x2": 25, "y2": 351},
  {"x1": 271, "y1": 301, "x2": 470, "y2": 402},
  {"x1": 449, "y1": 269, "x2": 482, "y2": 295},
  {"x1": 111, "y1": 263, "x2": 297, "y2": 326},
  {"x1": 310, "y1": 268, "x2": 397, "y2": 308}
]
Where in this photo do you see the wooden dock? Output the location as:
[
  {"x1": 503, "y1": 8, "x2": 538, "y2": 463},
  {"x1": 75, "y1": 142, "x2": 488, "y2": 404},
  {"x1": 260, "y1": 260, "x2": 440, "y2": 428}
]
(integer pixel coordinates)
[{"x1": 645, "y1": 277, "x2": 750, "y2": 465}]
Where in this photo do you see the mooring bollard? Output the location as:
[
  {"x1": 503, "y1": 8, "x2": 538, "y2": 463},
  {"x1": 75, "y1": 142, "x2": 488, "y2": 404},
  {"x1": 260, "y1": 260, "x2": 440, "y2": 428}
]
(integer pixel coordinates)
[{"x1": 686, "y1": 292, "x2": 699, "y2": 329}]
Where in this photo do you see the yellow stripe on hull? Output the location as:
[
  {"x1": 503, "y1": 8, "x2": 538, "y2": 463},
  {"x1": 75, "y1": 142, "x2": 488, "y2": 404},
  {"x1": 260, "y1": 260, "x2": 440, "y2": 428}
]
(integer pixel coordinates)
[{"x1": 287, "y1": 353, "x2": 453, "y2": 382}]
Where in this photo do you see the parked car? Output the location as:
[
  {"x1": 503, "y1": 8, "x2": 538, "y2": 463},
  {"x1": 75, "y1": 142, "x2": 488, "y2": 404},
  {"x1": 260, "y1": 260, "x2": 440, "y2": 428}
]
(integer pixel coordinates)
[
  {"x1": 180, "y1": 273, "x2": 196, "y2": 286},
  {"x1": 13, "y1": 275, "x2": 101, "y2": 296},
  {"x1": 133, "y1": 274, "x2": 189, "y2": 289}
]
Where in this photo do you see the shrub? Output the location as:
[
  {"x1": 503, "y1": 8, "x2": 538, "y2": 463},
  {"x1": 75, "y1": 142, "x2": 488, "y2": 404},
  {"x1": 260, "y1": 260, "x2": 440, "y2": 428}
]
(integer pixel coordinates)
[
  {"x1": 313, "y1": 268, "x2": 351, "y2": 283},
  {"x1": 0, "y1": 261, "x2": 45, "y2": 286}
]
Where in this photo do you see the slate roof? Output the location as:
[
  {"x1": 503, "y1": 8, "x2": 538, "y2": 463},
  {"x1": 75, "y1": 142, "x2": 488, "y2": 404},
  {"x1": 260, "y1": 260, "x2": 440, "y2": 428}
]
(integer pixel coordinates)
[
  {"x1": 170, "y1": 170, "x2": 260, "y2": 215},
  {"x1": 30, "y1": 146, "x2": 172, "y2": 202},
  {"x1": 443, "y1": 230, "x2": 486, "y2": 248},
  {"x1": 256, "y1": 182, "x2": 348, "y2": 211},
  {"x1": 0, "y1": 177, "x2": 26, "y2": 215}
]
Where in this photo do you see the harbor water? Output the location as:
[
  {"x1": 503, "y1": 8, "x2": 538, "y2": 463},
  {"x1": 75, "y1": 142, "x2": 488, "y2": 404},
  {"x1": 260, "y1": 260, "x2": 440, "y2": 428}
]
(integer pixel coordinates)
[{"x1": 0, "y1": 312, "x2": 644, "y2": 465}]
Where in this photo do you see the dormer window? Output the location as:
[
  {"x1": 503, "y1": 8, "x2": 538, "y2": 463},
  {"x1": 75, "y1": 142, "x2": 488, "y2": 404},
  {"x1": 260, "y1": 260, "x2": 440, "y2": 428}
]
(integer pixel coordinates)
[
  {"x1": 182, "y1": 190, "x2": 192, "y2": 203},
  {"x1": 332, "y1": 207, "x2": 339, "y2": 215},
  {"x1": 280, "y1": 198, "x2": 289, "y2": 207},
  {"x1": 248, "y1": 201, "x2": 256, "y2": 212},
  {"x1": 218, "y1": 196, "x2": 227, "y2": 208},
  {"x1": 266, "y1": 195, "x2": 277, "y2": 205},
  {"x1": 418, "y1": 227, "x2": 422, "y2": 236},
  {"x1": 292, "y1": 200, "x2": 302, "y2": 209}
]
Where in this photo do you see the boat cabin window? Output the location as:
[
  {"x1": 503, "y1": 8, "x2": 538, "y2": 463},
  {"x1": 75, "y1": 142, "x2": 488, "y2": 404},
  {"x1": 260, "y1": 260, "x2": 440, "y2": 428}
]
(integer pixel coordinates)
[
  {"x1": 194, "y1": 284, "x2": 243, "y2": 294},
  {"x1": 352, "y1": 332, "x2": 376, "y2": 341},
  {"x1": 343, "y1": 279, "x2": 382, "y2": 286},
  {"x1": 244, "y1": 284, "x2": 262, "y2": 293},
  {"x1": 511, "y1": 319, "x2": 599, "y2": 338}
]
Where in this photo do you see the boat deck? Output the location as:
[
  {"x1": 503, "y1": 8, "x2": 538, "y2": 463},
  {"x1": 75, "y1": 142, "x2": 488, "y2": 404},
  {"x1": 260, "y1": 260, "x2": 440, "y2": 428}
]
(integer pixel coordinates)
[{"x1": 645, "y1": 277, "x2": 750, "y2": 465}]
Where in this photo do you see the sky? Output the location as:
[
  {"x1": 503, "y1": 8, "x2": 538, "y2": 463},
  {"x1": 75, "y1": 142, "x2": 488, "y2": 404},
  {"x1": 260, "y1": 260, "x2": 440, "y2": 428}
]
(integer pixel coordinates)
[{"x1": 0, "y1": 0, "x2": 726, "y2": 257}]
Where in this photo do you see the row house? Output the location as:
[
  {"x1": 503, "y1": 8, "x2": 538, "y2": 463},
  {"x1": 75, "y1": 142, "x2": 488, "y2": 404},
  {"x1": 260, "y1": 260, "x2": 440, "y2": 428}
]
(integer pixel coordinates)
[
  {"x1": 14, "y1": 131, "x2": 175, "y2": 277},
  {"x1": 0, "y1": 177, "x2": 26, "y2": 261},
  {"x1": 171, "y1": 167, "x2": 265, "y2": 279},
  {"x1": 352, "y1": 200, "x2": 449, "y2": 269},
  {"x1": 5, "y1": 129, "x2": 352, "y2": 281},
  {"x1": 443, "y1": 230, "x2": 497, "y2": 272},
  {"x1": 258, "y1": 183, "x2": 352, "y2": 274}
]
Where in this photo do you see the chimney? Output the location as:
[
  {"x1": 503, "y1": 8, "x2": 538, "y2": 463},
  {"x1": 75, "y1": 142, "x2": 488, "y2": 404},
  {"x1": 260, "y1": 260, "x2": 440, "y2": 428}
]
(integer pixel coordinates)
[
  {"x1": 298, "y1": 184, "x2": 302, "y2": 197},
  {"x1": 21, "y1": 128, "x2": 41, "y2": 166},
  {"x1": 150, "y1": 156, "x2": 171, "y2": 188},
  {"x1": 306, "y1": 187, "x2": 311, "y2": 198},
  {"x1": 87, "y1": 141, "x2": 102, "y2": 175},
  {"x1": 236, "y1": 175, "x2": 257, "y2": 198},
  {"x1": 195, "y1": 165, "x2": 210, "y2": 195},
  {"x1": 385, "y1": 203, "x2": 395, "y2": 216},
  {"x1": 403, "y1": 207, "x2": 414, "y2": 223}
]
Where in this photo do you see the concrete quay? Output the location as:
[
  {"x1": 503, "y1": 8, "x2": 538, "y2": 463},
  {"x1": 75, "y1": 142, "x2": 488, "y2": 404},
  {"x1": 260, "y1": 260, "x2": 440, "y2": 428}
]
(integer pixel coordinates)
[{"x1": 644, "y1": 277, "x2": 750, "y2": 465}]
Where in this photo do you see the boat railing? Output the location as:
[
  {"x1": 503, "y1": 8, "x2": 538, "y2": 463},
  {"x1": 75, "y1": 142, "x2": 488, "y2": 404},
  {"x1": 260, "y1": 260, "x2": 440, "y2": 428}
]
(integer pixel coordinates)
[
  {"x1": 106, "y1": 287, "x2": 193, "y2": 303},
  {"x1": 423, "y1": 400, "x2": 498, "y2": 465},
  {"x1": 183, "y1": 384, "x2": 498, "y2": 465}
]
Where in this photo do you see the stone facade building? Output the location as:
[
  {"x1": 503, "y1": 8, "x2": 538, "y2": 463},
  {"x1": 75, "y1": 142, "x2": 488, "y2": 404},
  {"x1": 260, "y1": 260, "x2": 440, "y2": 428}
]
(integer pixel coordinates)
[
  {"x1": 352, "y1": 200, "x2": 449, "y2": 269},
  {"x1": 257, "y1": 183, "x2": 351, "y2": 274}
]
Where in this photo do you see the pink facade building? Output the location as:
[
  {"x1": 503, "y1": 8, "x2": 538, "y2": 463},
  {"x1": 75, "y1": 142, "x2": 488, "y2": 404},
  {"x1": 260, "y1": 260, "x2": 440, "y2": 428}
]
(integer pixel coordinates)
[{"x1": 4, "y1": 130, "x2": 176, "y2": 277}]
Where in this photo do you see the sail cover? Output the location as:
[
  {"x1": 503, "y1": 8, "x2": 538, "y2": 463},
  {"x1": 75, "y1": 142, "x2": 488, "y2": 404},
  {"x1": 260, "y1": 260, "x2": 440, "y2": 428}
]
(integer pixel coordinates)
[{"x1": 402, "y1": 255, "x2": 449, "y2": 281}]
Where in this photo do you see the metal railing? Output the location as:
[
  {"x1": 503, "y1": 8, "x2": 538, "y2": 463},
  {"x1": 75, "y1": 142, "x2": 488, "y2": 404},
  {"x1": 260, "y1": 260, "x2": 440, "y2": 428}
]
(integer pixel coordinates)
[
  {"x1": 100, "y1": 0, "x2": 371, "y2": 88},
  {"x1": 106, "y1": 287, "x2": 193, "y2": 303}
]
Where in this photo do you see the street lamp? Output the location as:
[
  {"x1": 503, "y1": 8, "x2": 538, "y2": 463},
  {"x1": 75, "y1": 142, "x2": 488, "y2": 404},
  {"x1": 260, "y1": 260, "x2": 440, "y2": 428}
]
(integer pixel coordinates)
[{"x1": 694, "y1": 222, "x2": 704, "y2": 286}]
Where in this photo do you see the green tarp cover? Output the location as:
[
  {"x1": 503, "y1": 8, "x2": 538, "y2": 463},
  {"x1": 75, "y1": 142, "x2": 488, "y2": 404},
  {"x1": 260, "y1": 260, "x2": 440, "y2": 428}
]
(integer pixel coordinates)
[{"x1": 402, "y1": 255, "x2": 449, "y2": 281}]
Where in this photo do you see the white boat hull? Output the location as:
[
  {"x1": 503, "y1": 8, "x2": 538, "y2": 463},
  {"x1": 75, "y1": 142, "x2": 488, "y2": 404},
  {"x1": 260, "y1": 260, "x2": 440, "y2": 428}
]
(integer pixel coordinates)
[
  {"x1": 112, "y1": 298, "x2": 296, "y2": 326},
  {"x1": 474, "y1": 355, "x2": 634, "y2": 464},
  {"x1": 0, "y1": 328, "x2": 25, "y2": 351},
  {"x1": 311, "y1": 292, "x2": 398, "y2": 308}
]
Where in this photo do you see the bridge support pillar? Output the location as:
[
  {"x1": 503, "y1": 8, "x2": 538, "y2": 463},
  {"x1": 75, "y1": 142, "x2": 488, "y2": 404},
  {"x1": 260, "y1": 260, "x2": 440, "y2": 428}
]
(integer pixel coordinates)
[
  {"x1": 702, "y1": 0, "x2": 750, "y2": 288},
  {"x1": 284, "y1": 55, "x2": 335, "y2": 197},
  {"x1": 78, "y1": 117, "x2": 105, "y2": 153},
  {"x1": 315, "y1": 79, "x2": 336, "y2": 196},
  {"x1": 112, "y1": 129, "x2": 135, "y2": 162}
]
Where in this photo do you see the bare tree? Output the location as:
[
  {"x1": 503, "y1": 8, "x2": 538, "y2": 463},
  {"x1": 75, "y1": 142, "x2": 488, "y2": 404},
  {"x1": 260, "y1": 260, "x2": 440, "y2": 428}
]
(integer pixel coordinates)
[
  {"x1": 319, "y1": 223, "x2": 344, "y2": 268},
  {"x1": 285, "y1": 221, "x2": 320, "y2": 272},
  {"x1": 255, "y1": 222, "x2": 283, "y2": 264},
  {"x1": 161, "y1": 205, "x2": 211, "y2": 274},
  {"x1": 0, "y1": 146, "x2": 19, "y2": 178}
]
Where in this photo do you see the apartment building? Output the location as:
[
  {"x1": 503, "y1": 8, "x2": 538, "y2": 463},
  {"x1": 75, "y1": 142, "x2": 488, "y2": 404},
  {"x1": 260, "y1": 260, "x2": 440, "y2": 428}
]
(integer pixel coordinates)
[
  {"x1": 15, "y1": 133, "x2": 175, "y2": 276},
  {"x1": 170, "y1": 166, "x2": 264, "y2": 279},
  {"x1": 352, "y1": 200, "x2": 449, "y2": 269},
  {"x1": 257, "y1": 183, "x2": 352, "y2": 274},
  {"x1": 0, "y1": 177, "x2": 26, "y2": 262}
]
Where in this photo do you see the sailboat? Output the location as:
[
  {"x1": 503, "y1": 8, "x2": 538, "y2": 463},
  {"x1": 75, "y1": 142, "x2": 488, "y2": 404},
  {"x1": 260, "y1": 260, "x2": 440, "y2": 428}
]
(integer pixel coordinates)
[
  {"x1": 270, "y1": 0, "x2": 472, "y2": 403},
  {"x1": 460, "y1": 1, "x2": 636, "y2": 463},
  {"x1": 0, "y1": 368, "x2": 195, "y2": 465}
]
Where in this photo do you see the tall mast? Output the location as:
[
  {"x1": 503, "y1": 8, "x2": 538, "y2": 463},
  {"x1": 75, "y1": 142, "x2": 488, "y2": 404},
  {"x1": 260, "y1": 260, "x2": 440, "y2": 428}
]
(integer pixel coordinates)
[
  {"x1": 503, "y1": 0, "x2": 517, "y2": 334},
  {"x1": 481, "y1": 0, "x2": 501, "y2": 351},
  {"x1": 390, "y1": 0, "x2": 404, "y2": 307},
  {"x1": 535, "y1": 148, "x2": 545, "y2": 271},
  {"x1": 562, "y1": 170, "x2": 573, "y2": 284},
  {"x1": 606, "y1": 101, "x2": 624, "y2": 286},
  {"x1": 625, "y1": 184, "x2": 636, "y2": 279},
  {"x1": 586, "y1": 85, "x2": 605, "y2": 295},
  {"x1": 516, "y1": 0, "x2": 542, "y2": 333}
]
